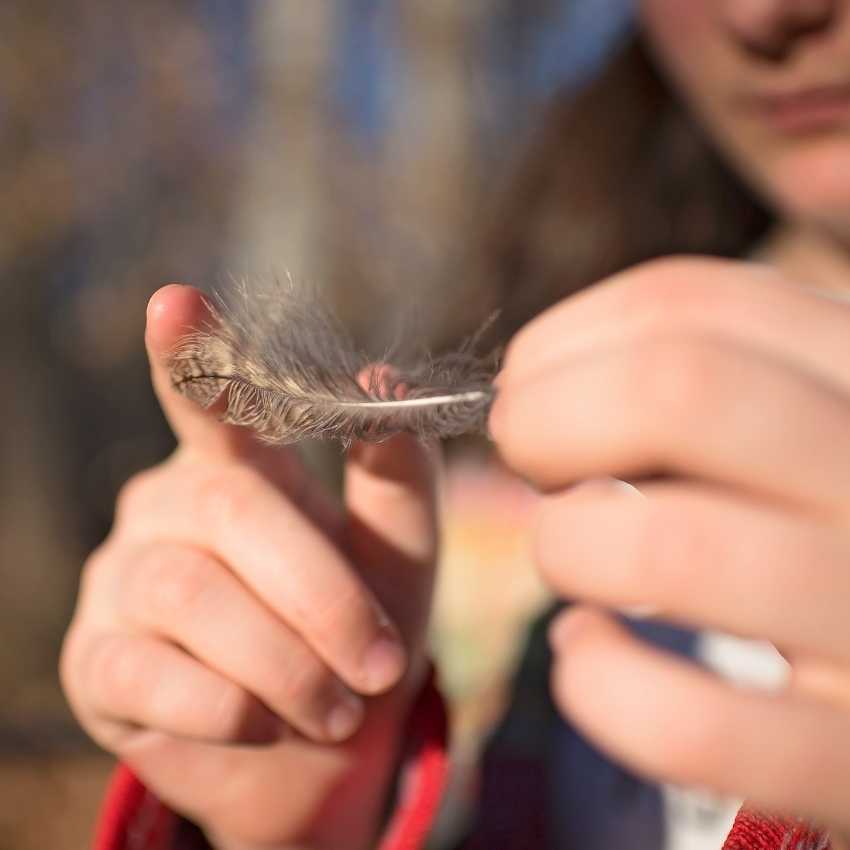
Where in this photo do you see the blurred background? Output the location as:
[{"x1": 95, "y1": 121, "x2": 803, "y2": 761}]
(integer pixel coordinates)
[{"x1": 1, "y1": 2, "x2": 769, "y2": 847}]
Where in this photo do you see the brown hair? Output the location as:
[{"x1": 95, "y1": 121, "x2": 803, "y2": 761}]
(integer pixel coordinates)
[{"x1": 475, "y1": 36, "x2": 771, "y2": 341}]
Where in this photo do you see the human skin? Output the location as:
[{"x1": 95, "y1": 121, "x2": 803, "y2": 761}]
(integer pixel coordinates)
[
  {"x1": 61, "y1": 285, "x2": 440, "y2": 850},
  {"x1": 491, "y1": 256, "x2": 850, "y2": 846},
  {"x1": 494, "y1": 3, "x2": 850, "y2": 844},
  {"x1": 641, "y1": 0, "x2": 850, "y2": 233},
  {"x1": 61, "y1": 3, "x2": 850, "y2": 849}
]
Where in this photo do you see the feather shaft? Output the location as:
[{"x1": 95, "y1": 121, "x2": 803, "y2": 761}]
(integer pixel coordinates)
[
  {"x1": 334, "y1": 391, "x2": 490, "y2": 410},
  {"x1": 168, "y1": 277, "x2": 499, "y2": 445}
]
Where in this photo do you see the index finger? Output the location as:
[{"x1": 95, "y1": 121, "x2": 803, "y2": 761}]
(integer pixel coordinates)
[{"x1": 489, "y1": 333, "x2": 850, "y2": 518}]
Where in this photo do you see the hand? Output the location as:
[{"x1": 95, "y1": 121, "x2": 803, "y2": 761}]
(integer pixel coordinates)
[
  {"x1": 60, "y1": 285, "x2": 440, "y2": 850},
  {"x1": 490, "y1": 257, "x2": 850, "y2": 842}
]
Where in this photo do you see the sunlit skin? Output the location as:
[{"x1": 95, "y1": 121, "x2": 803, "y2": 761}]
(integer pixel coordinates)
[
  {"x1": 641, "y1": 0, "x2": 850, "y2": 273},
  {"x1": 493, "y1": 258, "x2": 850, "y2": 845},
  {"x1": 497, "y1": 2, "x2": 850, "y2": 846},
  {"x1": 60, "y1": 3, "x2": 850, "y2": 850},
  {"x1": 61, "y1": 286, "x2": 441, "y2": 850},
  {"x1": 642, "y1": 1, "x2": 850, "y2": 214}
]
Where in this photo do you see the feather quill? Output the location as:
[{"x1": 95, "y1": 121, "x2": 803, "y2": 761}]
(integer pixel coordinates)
[{"x1": 168, "y1": 277, "x2": 498, "y2": 446}]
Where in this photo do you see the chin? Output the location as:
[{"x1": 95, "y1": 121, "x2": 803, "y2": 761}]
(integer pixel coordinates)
[{"x1": 760, "y1": 139, "x2": 850, "y2": 233}]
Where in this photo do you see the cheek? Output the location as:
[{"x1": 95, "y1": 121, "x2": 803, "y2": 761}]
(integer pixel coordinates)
[
  {"x1": 639, "y1": 0, "x2": 717, "y2": 86},
  {"x1": 639, "y1": 1, "x2": 850, "y2": 233},
  {"x1": 639, "y1": 0, "x2": 731, "y2": 141}
]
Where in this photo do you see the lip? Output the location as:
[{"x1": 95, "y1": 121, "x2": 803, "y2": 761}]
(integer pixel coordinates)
[{"x1": 742, "y1": 82, "x2": 850, "y2": 134}]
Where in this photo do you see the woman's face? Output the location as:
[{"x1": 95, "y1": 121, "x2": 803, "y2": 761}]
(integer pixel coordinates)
[{"x1": 640, "y1": 0, "x2": 850, "y2": 234}]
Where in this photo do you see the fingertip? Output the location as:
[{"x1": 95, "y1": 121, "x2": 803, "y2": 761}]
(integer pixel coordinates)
[
  {"x1": 145, "y1": 283, "x2": 194, "y2": 328},
  {"x1": 146, "y1": 282, "x2": 188, "y2": 317},
  {"x1": 359, "y1": 633, "x2": 408, "y2": 695},
  {"x1": 145, "y1": 283, "x2": 211, "y2": 358},
  {"x1": 349, "y1": 363, "x2": 441, "y2": 476},
  {"x1": 356, "y1": 363, "x2": 407, "y2": 400}
]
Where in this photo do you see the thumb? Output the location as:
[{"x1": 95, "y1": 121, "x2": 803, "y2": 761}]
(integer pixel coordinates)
[
  {"x1": 344, "y1": 434, "x2": 441, "y2": 651},
  {"x1": 146, "y1": 284, "x2": 336, "y2": 524},
  {"x1": 146, "y1": 283, "x2": 260, "y2": 459}
]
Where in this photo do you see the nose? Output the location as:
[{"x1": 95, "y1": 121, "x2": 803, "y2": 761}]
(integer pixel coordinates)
[{"x1": 719, "y1": 0, "x2": 836, "y2": 59}]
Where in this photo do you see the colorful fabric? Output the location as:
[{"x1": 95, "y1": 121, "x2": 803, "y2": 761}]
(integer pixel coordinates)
[
  {"x1": 94, "y1": 669, "x2": 448, "y2": 850},
  {"x1": 92, "y1": 643, "x2": 832, "y2": 850}
]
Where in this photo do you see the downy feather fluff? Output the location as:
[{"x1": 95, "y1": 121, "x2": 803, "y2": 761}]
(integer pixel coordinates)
[{"x1": 168, "y1": 277, "x2": 498, "y2": 445}]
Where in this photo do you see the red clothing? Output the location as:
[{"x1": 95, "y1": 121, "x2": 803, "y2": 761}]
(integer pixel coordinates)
[
  {"x1": 93, "y1": 674, "x2": 831, "y2": 850},
  {"x1": 94, "y1": 671, "x2": 448, "y2": 850}
]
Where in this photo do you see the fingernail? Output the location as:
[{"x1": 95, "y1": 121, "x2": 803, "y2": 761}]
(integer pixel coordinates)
[
  {"x1": 362, "y1": 634, "x2": 407, "y2": 693},
  {"x1": 612, "y1": 479, "x2": 645, "y2": 498},
  {"x1": 326, "y1": 690, "x2": 365, "y2": 742},
  {"x1": 570, "y1": 477, "x2": 645, "y2": 497}
]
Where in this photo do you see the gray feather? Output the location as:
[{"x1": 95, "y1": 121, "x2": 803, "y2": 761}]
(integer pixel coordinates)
[{"x1": 168, "y1": 277, "x2": 498, "y2": 446}]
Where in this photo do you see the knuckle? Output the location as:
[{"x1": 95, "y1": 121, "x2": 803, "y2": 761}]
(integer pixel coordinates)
[
  {"x1": 273, "y1": 656, "x2": 330, "y2": 710},
  {"x1": 617, "y1": 258, "x2": 694, "y2": 318},
  {"x1": 92, "y1": 635, "x2": 147, "y2": 699},
  {"x1": 501, "y1": 322, "x2": 538, "y2": 373},
  {"x1": 629, "y1": 336, "x2": 714, "y2": 427},
  {"x1": 195, "y1": 465, "x2": 263, "y2": 528},
  {"x1": 620, "y1": 257, "x2": 729, "y2": 327},
  {"x1": 625, "y1": 255, "x2": 710, "y2": 299},
  {"x1": 138, "y1": 547, "x2": 214, "y2": 620},
  {"x1": 78, "y1": 544, "x2": 114, "y2": 597},
  {"x1": 208, "y1": 683, "x2": 254, "y2": 740},
  {"x1": 305, "y1": 581, "x2": 375, "y2": 647},
  {"x1": 115, "y1": 469, "x2": 160, "y2": 525}
]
